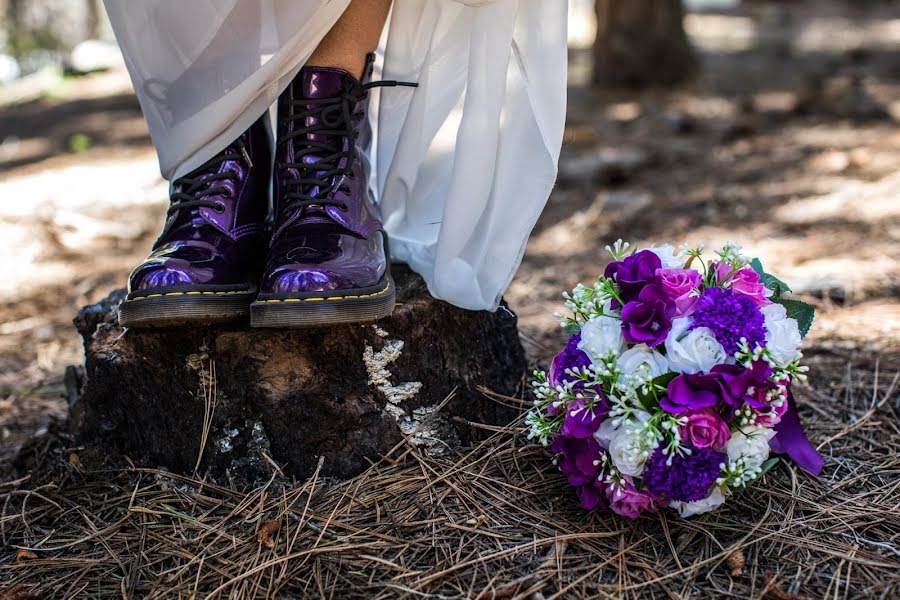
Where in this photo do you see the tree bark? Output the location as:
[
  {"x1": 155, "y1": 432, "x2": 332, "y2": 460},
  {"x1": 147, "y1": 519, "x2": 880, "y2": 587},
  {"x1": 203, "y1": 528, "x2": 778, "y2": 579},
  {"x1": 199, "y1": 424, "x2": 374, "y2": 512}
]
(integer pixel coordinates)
[
  {"x1": 593, "y1": 0, "x2": 696, "y2": 87},
  {"x1": 68, "y1": 266, "x2": 525, "y2": 482}
]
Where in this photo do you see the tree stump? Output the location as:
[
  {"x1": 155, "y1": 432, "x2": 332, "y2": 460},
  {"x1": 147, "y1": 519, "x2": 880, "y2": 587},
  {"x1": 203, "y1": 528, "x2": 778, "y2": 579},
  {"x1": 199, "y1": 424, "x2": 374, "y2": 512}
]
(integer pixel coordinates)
[{"x1": 68, "y1": 266, "x2": 525, "y2": 481}]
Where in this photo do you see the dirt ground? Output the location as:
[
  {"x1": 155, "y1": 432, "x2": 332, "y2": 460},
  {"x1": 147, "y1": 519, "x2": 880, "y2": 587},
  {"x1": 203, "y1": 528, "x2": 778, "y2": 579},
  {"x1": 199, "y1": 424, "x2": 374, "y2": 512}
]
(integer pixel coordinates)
[{"x1": 0, "y1": 1, "x2": 898, "y2": 598}]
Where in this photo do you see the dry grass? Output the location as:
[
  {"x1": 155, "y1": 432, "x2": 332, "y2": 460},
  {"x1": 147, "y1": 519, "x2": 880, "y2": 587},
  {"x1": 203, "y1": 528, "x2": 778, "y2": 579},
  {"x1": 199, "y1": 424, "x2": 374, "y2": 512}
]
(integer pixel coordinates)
[{"x1": 0, "y1": 351, "x2": 897, "y2": 599}]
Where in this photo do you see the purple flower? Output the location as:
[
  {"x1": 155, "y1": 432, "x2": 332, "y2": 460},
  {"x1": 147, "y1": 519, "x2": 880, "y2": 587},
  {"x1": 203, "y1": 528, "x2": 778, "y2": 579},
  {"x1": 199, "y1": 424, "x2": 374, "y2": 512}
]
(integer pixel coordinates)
[
  {"x1": 561, "y1": 397, "x2": 609, "y2": 439},
  {"x1": 754, "y1": 379, "x2": 790, "y2": 426},
  {"x1": 691, "y1": 287, "x2": 767, "y2": 355},
  {"x1": 679, "y1": 408, "x2": 731, "y2": 451},
  {"x1": 658, "y1": 268, "x2": 702, "y2": 316},
  {"x1": 606, "y1": 476, "x2": 663, "y2": 519},
  {"x1": 642, "y1": 446, "x2": 726, "y2": 502},
  {"x1": 715, "y1": 263, "x2": 773, "y2": 307},
  {"x1": 551, "y1": 435, "x2": 604, "y2": 487},
  {"x1": 605, "y1": 250, "x2": 662, "y2": 307},
  {"x1": 577, "y1": 481, "x2": 611, "y2": 511},
  {"x1": 547, "y1": 333, "x2": 593, "y2": 417},
  {"x1": 712, "y1": 361, "x2": 776, "y2": 409},
  {"x1": 620, "y1": 284, "x2": 676, "y2": 347},
  {"x1": 661, "y1": 371, "x2": 733, "y2": 413}
]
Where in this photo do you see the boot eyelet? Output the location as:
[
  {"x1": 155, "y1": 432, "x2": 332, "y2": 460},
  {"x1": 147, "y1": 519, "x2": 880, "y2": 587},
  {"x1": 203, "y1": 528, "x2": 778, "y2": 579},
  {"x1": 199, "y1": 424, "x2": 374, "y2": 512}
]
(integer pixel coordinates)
[
  {"x1": 340, "y1": 203, "x2": 348, "y2": 211},
  {"x1": 214, "y1": 202, "x2": 226, "y2": 213}
]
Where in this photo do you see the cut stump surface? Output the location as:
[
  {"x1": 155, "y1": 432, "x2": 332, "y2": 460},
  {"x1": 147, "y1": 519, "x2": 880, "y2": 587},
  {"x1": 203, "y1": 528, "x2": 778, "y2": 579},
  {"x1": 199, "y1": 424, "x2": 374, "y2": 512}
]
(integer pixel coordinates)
[{"x1": 69, "y1": 266, "x2": 526, "y2": 480}]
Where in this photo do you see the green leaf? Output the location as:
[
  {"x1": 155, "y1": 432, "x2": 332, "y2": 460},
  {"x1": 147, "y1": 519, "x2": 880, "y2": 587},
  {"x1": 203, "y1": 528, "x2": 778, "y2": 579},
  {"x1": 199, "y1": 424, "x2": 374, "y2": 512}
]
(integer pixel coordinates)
[
  {"x1": 762, "y1": 273, "x2": 791, "y2": 297},
  {"x1": 750, "y1": 258, "x2": 766, "y2": 277},
  {"x1": 636, "y1": 372, "x2": 678, "y2": 412},
  {"x1": 773, "y1": 298, "x2": 815, "y2": 338},
  {"x1": 564, "y1": 321, "x2": 581, "y2": 335},
  {"x1": 759, "y1": 457, "x2": 780, "y2": 477},
  {"x1": 651, "y1": 372, "x2": 678, "y2": 389},
  {"x1": 750, "y1": 257, "x2": 791, "y2": 296}
]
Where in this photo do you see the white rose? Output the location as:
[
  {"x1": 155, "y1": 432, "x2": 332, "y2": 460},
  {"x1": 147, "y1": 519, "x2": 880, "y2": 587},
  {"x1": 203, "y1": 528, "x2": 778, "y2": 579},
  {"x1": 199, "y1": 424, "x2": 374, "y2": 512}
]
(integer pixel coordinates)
[
  {"x1": 761, "y1": 304, "x2": 802, "y2": 366},
  {"x1": 593, "y1": 418, "x2": 618, "y2": 449},
  {"x1": 649, "y1": 244, "x2": 684, "y2": 270},
  {"x1": 616, "y1": 345, "x2": 670, "y2": 381},
  {"x1": 670, "y1": 487, "x2": 726, "y2": 517},
  {"x1": 726, "y1": 425, "x2": 776, "y2": 472},
  {"x1": 593, "y1": 411, "x2": 652, "y2": 476},
  {"x1": 578, "y1": 315, "x2": 625, "y2": 362},
  {"x1": 664, "y1": 317, "x2": 728, "y2": 374}
]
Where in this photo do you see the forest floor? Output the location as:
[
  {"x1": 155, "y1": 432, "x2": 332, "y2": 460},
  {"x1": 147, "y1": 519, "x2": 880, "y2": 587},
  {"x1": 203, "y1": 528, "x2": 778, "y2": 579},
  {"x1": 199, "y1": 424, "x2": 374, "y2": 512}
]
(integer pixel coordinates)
[{"x1": 0, "y1": 0, "x2": 898, "y2": 598}]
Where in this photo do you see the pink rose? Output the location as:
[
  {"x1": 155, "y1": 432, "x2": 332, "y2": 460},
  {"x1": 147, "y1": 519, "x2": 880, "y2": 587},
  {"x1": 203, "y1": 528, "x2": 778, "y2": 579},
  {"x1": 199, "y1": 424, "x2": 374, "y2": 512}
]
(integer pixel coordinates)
[
  {"x1": 605, "y1": 477, "x2": 662, "y2": 519},
  {"x1": 657, "y1": 268, "x2": 702, "y2": 316},
  {"x1": 716, "y1": 264, "x2": 773, "y2": 306},
  {"x1": 679, "y1": 408, "x2": 731, "y2": 451}
]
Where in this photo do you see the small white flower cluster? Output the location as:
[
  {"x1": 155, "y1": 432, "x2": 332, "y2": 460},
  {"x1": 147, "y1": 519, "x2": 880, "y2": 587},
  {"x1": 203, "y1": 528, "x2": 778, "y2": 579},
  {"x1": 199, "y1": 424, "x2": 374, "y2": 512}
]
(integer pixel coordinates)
[
  {"x1": 717, "y1": 426, "x2": 777, "y2": 488},
  {"x1": 715, "y1": 241, "x2": 751, "y2": 268}
]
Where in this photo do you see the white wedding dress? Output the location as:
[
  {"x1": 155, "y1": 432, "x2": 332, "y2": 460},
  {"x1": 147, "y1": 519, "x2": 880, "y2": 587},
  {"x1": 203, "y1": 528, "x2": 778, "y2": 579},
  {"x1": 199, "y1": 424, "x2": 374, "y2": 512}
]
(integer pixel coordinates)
[{"x1": 103, "y1": 0, "x2": 567, "y2": 310}]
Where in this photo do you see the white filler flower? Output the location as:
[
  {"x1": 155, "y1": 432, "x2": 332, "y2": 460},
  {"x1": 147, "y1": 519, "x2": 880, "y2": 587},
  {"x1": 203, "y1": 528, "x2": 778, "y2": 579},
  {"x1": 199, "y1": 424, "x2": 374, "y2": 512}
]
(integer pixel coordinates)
[
  {"x1": 761, "y1": 303, "x2": 802, "y2": 366},
  {"x1": 664, "y1": 317, "x2": 728, "y2": 374},
  {"x1": 579, "y1": 314, "x2": 626, "y2": 362},
  {"x1": 670, "y1": 487, "x2": 726, "y2": 517}
]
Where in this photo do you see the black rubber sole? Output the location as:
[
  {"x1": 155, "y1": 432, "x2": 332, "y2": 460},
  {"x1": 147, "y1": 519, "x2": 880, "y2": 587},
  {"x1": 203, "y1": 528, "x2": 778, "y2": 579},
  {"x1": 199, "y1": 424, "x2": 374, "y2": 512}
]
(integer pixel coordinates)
[
  {"x1": 250, "y1": 275, "x2": 396, "y2": 328},
  {"x1": 118, "y1": 289, "x2": 256, "y2": 328}
]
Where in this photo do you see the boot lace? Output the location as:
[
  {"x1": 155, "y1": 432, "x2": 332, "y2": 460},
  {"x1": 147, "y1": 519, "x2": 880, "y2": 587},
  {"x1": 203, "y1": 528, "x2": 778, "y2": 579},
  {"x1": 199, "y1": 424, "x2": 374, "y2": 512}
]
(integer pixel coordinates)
[
  {"x1": 279, "y1": 78, "x2": 416, "y2": 215},
  {"x1": 168, "y1": 138, "x2": 253, "y2": 218}
]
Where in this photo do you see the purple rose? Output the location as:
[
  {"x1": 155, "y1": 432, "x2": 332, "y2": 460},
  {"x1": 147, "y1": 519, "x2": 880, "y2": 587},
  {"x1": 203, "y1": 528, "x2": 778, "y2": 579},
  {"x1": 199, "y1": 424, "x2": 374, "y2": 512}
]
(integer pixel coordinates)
[
  {"x1": 620, "y1": 284, "x2": 676, "y2": 347},
  {"x1": 716, "y1": 263, "x2": 773, "y2": 307},
  {"x1": 605, "y1": 250, "x2": 662, "y2": 306},
  {"x1": 661, "y1": 371, "x2": 733, "y2": 413},
  {"x1": 551, "y1": 435, "x2": 603, "y2": 487},
  {"x1": 606, "y1": 476, "x2": 663, "y2": 519},
  {"x1": 561, "y1": 397, "x2": 609, "y2": 439},
  {"x1": 657, "y1": 268, "x2": 702, "y2": 317},
  {"x1": 679, "y1": 408, "x2": 731, "y2": 451},
  {"x1": 711, "y1": 361, "x2": 775, "y2": 409}
]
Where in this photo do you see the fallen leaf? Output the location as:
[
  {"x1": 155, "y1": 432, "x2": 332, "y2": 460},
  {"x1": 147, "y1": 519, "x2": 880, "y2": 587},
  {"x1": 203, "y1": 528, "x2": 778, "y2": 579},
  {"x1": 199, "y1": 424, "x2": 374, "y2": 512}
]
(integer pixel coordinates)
[
  {"x1": 257, "y1": 519, "x2": 280, "y2": 549},
  {"x1": 726, "y1": 548, "x2": 745, "y2": 577},
  {"x1": 14, "y1": 549, "x2": 36, "y2": 564}
]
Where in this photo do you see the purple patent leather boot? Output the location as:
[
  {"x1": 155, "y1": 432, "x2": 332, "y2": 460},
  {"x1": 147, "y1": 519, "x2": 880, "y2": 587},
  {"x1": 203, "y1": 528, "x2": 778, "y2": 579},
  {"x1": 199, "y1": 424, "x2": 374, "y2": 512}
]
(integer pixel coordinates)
[
  {"x1": 251, "y1": 54, "x2": 414, "y2": 328},
  {"x1": 119, "y1": 116, "x2": 271, "y2": 328}
]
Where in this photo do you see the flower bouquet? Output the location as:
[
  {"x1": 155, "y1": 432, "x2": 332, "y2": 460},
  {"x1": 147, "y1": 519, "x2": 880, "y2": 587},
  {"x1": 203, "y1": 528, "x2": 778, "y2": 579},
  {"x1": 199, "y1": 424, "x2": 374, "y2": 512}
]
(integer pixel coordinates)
[{"x1": 527, "y1": 241, "x2": 822, "y2": 518}]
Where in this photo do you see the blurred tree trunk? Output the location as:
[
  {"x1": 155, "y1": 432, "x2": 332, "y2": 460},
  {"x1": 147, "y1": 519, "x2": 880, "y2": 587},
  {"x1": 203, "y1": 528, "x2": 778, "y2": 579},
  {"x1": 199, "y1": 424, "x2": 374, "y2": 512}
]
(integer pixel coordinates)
[
  {"x1": 594, "y1": 0, "x2": 696, "y2": 87},
  {"x1": 86, "y1": 0, "x2": 102, "y2": 39}
]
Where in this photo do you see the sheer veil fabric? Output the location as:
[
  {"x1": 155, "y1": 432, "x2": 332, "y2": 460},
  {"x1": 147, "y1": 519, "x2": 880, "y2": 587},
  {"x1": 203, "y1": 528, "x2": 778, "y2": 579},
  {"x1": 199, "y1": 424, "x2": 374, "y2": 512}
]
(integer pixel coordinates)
[{"x1": 103, "y1": 0, "x2": 567, "y2": 311}]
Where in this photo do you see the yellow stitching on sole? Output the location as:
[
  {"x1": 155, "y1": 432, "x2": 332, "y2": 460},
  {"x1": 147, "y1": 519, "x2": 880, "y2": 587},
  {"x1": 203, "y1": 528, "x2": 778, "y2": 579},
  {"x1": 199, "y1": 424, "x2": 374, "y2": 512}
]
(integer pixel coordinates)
[
  {"x1": 256, "y1": 281, "x2": 392, "y2": 304},
  {"x1": 125, "y1": 289, "x2": 253, "y2": 303}
]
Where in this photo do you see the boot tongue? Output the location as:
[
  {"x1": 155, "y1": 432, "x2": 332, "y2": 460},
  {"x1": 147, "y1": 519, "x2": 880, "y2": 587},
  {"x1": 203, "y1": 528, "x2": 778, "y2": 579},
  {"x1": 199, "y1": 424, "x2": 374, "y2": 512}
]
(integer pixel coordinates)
[
  {"x1": 296, "y1": 66, "x2": 359, "y2": 148},
  {"x1": 284, "y1": 66, "x2": 360, "y2": 228}
]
